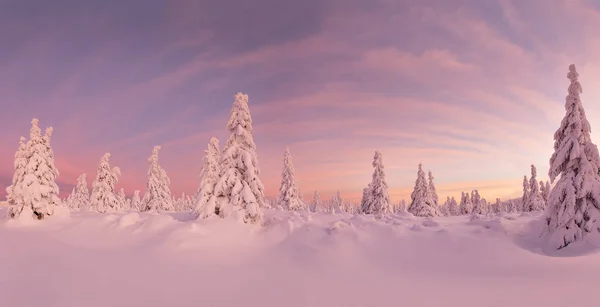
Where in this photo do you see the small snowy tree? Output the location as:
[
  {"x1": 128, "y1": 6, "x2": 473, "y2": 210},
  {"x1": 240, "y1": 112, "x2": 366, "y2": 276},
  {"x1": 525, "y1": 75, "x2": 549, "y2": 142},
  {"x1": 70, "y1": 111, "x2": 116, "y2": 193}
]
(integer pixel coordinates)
[
  {"x1": 494, "y1": 198, "x2": 502, "y2": 214},
  {"x1": 312, "y1": 191, "x2": 321, "y2": 213},
  {"x1": 428, "y1": 171, "x2": 438, "y2": 206},
  {"x1": 471, "y1": 190, "x2": 482, "y2": 214},
  {"x1": 459, "y1": 192, "x2": 472, "y2": 215},
  {"x1": 544, "y1": 64, "x2": 600, "y2": 250},
  {"x1": 12, "y1": 120, "x2": 61, "y2": 219},
  {"x1": 194, "y1": 137, "x2": 221, "y2": 218},
  {"x1": 142, "y1": 146, "x2": 174, "y2": 212},
  {"x1": 447, "y1": 196, "x2": 459, "y2": 216},
  {"x1": 408, "y1": 163, "x2": 439, "y2": 217},
  {"x1": 69, "y1": 173, "x2": 90, "y2": 211},
  {"x1": 131, "y1": 190, "x2": 141, "y2": 211},
  {"x1": 361, "y1": 151, "x2": 391, "y2": 215},
  {"x1": 521, "y1": 175, "x2": 530, "y2": 212},
  {"x1": 276, "y1": 148, "x2": 306, "y2": 211},
  {"x1": 398, "y1": 199, "x2": 407, "y2": 212},
  {"x1": 440, "y1": 197, "x2": 451, "y2": 216},
  {"x1": 330, "y1": 191, "x2": 343, "y2": 214},
  {"x1": 89, "y1": 153, "x2": 121, "y2": 213},
  {"x1": 6, "y1": 136, "x2": 28, "y2": 218},
  {"x1": 212, "y1": 93, "x2": 265, "y2": 223},
  {"x1": 526, "y1": 165, "x2": 546, "y2": 212},
  {"x1": 117, "y1": 188, "x2": 129, "y2": 210}
]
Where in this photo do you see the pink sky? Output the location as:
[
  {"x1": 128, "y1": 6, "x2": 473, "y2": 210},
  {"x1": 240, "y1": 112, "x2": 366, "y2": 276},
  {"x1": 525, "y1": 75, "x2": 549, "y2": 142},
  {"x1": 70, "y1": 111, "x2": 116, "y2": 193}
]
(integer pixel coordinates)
[{"x1": 3, "y1": 0, "x2": 600, "y2": 203}]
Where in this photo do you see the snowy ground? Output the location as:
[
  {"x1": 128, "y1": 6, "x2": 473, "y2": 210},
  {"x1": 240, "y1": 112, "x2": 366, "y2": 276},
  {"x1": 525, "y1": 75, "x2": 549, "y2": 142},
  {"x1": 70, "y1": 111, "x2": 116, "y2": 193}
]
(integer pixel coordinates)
[{"x1": 1, "y1": 209, "x2": 599, "y2": 307}]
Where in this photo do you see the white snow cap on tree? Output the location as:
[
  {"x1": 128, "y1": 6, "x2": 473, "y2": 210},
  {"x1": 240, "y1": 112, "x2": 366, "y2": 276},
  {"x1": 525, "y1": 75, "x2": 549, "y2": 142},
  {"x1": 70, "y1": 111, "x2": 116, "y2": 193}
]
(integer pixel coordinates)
[
  {"x1": 276, "y1": 148, "x2": 307, "y2": 211},
  {"x1": 89, "y1": 153, "x2": 121, "y2": 213},
  {"x1": 212, "y1": 93, "x2": 265, "y2": 223},
  {"x1": 131, "y1": 190, "x2": 142, "y2": 211},
  {"x1": 117, "y1": 188, "x2": 129, "y2": 210},
  {"x1": 521, "y1": 176, "x2": 529, "y2": 212},
  {"x1": 544, "y1": 64, "x2": 600, "y2": 250},
  {"x1": 448, "y1": 197, "x2": 459, "y2": 216},
  {"x1": 6, "y1": 136, "x2": 28, "y2": 218},
  {"x1": 69, "y1": 173, "x2": 90, "y2": 211},
  {"x1": 11, "y1": 119, "x2": 61, "y2": 220},
  {"x1": 361, "y1": 151, "x2": 391, "y2": 215},
  {"x1": 526, "y1": 165, "x2": 545, "y2": 212},
  {"x1": 142, "y1": 146, "x2": 174, "y2": 212},
  {"x1": 459, "y1": 192, "x2": 472, "y2": 215},
  {"x1": 195, "y1": 137, "x2": 221, "y2": 218},
  {"x1": 312, "y1": 191, "x2": 321, "y2": 212},
  {"x1": 428, "y1": 171, "x2": 438, "y2": 206},
  {"x1": 408, "y1": 163, "x2": 439, "y2": 217}
]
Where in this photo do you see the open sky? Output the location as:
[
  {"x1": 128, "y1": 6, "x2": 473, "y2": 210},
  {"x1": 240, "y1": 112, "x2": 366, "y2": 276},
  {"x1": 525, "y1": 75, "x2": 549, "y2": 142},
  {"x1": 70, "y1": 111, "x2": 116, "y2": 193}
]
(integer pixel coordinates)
[{"x1": 3, "y1": 0, "x2": 600, "y2": 203}]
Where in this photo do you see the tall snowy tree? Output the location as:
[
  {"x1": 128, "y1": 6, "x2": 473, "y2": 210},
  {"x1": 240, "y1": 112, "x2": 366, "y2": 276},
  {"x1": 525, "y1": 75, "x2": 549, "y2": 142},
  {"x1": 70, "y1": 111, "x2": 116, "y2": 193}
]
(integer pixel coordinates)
[
  {"x1": 459, "y1": 192, "x2": 472, "y2": 215},
  {"x1": 471, "y1": 190, "x2": 482, "y2": 214},
  {"x1": 131, "y1": 190, "x2": 141, "y2": 211},
  {"x1": 312, "y1": 191, "x2": 321, "y2": 213},
  {"x1": 331, "y1": 191, "x2": 343, "y2": 214},
  {"x1": 6, "y1": 136, "x2": 28, "y2": 218},
  {"x1": 194, "y1": 137, "x2": 221, "y2": 218},
  {"x1": 117, "y1": 188, "x2": 129, "y2": 210},
  {"x1": 408, "y1": 163, "x2": 439, "y2": 217},
  {"x1": 11, "y1": 120, "x2": 61, "y2": 219},
  {"x1": 361, "y1": 151, "x2": 391, "y2": 215},
  {"x1": 398, "y1": 199, "x2": 407, "y2": 212},
  {"x1": 428, "y1": 171, "x2": 438, "y2": 206},
  {"x1": 212, "y1": 93, "x2": 265, "y2": 223},
  {"x1": 494, "y1": 198, "x2": 502, "y2": 214},
  {"x1": 448, "y1": 196, "x2": 459, "y2": 216},
  {"x1": 440, "y1": 197, "x2": 451, "y2": 216},
  {"x1": 526, "y1": 165, "x2": 545, "y2": 212},
  {"x1": 69, "y1": 173, "x2": 90, "y2": 211},
  {"x1": 276, "y1": 148, "x2": 306, "y2": 211},
  {"x1": 89, "y1": 153, "x2": 121, "y2": 213},
  {"x1": 544, "y1": 64, "x2": 600, "y2": 250},
  {"x1": 142, "y1": 146, "x2": 174, "y2": 212}
]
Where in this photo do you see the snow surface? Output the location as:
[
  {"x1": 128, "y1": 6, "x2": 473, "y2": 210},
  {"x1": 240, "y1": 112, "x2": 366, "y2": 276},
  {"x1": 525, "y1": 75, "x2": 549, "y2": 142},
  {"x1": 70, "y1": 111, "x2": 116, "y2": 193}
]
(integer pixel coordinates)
[{"x1": 1, "y1": 208, "x2": 599, "y2": 307}]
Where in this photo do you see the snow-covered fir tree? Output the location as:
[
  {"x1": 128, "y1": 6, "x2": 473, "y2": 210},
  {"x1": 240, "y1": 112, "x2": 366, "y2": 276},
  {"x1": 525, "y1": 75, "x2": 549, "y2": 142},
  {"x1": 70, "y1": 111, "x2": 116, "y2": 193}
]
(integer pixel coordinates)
[
  {"x1": 408, "y1": 163, "x2": 439, "y2": 217},
  {"x1": 470, "y1": 190, "x2": 482, "y2": 214},
  {"x1": 194, "y1": 137, "x2": 221, "y2": 218},
  {"x1": 117, "y1": 188, "x2": 129, "y2": 210},
  {"x1": 276, "y1": 148, "x2": 306, "y2": 211},
  {"x1": 89, "y1": 153, "x2": 121, "y2": 213},
  {"x1": 440, "y1": 197, "x2": 451, "y2": 216},
  {"x1": 361, "y1": 151, "x2": 391, "y2": 215},
  {"x1": 544, "y1": 181, "x2": 551, "y2": 200},
  {"x1": 10, "y1": 120, "x2": 61, "y2": 220},
  {"x1": 526, "y1": 165, "x2": 545, "y2": 212},
  {"x1": 142, "y1": 146, "x2": 174, "y2": 212},
  {"x1": 428, "y1": 171, "x2": 438, "y2": 206},
  {"x1": 312, "y1": 191, "x2": 321, "y2": 213},
  {"x1": 448, "y1": 196, "x2": 459, "y2": 216},
  {"x1": 212, "y1": 93, "x2": 265, "y2": 223},
  {"x1": 544, "y1": 64, "x2": 600, "y2": 250},
  {"x1": 521, "y1": 175, "x2": 529, "y2": 212},
  {"x1": 398, "y1": 199, "x2": 407, "y2": 212},
  {"x1": 69, "y1": 173, "x2": 90, "y2": 211},
  {"x1": 494, "y1": 198, "x2": 502, "y2": 214},
  {"x1": 331, "y1": 191, "x2": 343, "y2": 214},
  {"x1": 131, "y1": 190, "x2": 141, "y2": 211},
  {"x1": 6, "y1": 136, "x2": 28, "y2": 218},
  {"x1": 459, "y1": 192, "x2": 472, "y2": 215}
]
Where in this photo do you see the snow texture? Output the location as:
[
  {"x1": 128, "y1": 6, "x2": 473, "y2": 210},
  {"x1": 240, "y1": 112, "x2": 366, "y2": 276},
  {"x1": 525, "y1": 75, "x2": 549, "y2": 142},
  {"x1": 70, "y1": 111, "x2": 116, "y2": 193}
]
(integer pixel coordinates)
[
  {"x1": 544, "y1": 64, "x2": 600, "y2": 250},
  {"x1": 142, "y1": 146, "x2": 174, "y2": 212},
  {"x1": 360, "y1": 151, "x2": 391, "y2": 216},
  {"x1": 276, "y1": 148, "x2": 307, "y2": 211}
]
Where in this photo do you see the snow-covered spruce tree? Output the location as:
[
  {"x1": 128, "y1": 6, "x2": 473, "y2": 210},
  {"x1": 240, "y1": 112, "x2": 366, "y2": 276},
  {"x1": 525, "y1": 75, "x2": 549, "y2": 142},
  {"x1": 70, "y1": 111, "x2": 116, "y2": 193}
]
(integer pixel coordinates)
[
  {"x1": 89, "y1": 153, "x2": 121, "y2": 213},
  {"x1": 440, "y1": 197, "x2": 451, "y2": 216},
  {"x1": 194, "y1": 137, "x2": 221, "y2": 218},
  {"x1": 471, "y1": 190, "x2": 482, "y2": 214},
  {"x1": 459, "y1": 191, "x2": 472, "y2": 215},
  {"x1": 131, "y1": 190, "x2": 141, "y2": 211},
  {"x1": 545, "y1": 181, "x2": 551, "y2": 200},
  {"x1": 494, "y1": 198, "x2": 502, "y2": 214},
  {"x1": 142, "y1": 146, "x2": 174, "y2": 212},
  {"x1": 521, "y1": 175, "x2": 530, "y2": 212},
  {"x1": 544, "y1": 64, "x2": 600, "y2": 250},
  {"x1": 361, "y1": 151, "x2": 391, "y2": 215},
  {"x1": 117, "y1": 188, "x2": 129, "y2": 210},
  {"x1": 12, "y1": 120, "x2": 61, "y2": 220},
  {"x1": 312, "y1": 191, "x2": 321, "y2": 213},
  {"x1": 447, "y1": 196, "x2": 459, "y2": 216},
  {"x1": 69, "y1": 173, "x2": 90, "y2": 211},
  {"x1": 330, "y1": 191, "x2": 343, "y2": 214},
  {"x1": 526, "y1": 165, "x2": 546, "y2": 212},
  {"x1": 6, "y1": 136, "x2": 28, "y2": 218},
  {"x1": 428, "y1": 171, "x2": 438, "y2": 206},
  {"x1": 276, "y1": 148, "x2": 307, "y2": 211},
  {"x1": 408, "y1": 163, "x2": 439, "y2": 217},
  {"x1": 399, "y1": 199, "x2": 407, "y2": 212},
  {"x1": 212, "y1": 93, "x2": 265, "y2": 223}
]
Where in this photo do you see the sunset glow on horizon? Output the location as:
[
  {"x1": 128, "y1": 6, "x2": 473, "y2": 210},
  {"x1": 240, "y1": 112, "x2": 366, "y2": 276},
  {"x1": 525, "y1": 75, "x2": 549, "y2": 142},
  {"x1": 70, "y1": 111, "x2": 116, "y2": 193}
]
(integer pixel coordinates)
[{"x1": 4, "y1": 0, "x2": 600, "y2": 204}]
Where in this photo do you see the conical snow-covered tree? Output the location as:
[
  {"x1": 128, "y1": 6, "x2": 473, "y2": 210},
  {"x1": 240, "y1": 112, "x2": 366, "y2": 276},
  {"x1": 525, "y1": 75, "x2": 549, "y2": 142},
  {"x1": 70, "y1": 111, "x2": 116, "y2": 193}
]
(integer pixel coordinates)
[
  {"x1": 448, "y1": 196, "x2": 459, "y2": 216},
  {"x1": 459, "y1": 192, "x2": 472, "y2": 215},
  {"x1": 494, "y1": 198, "x2": 502, "y2": 214},
  {"x1": 540, "y1": 180, "x2": 550, "y2": 203},
  {"x1": 544, "y1": 64, "x2": 600, "y2": 250},
  {"x1": 331, "y1": 191, "x2": 343, "y2": 214},
  {"x1": 428, "y1": 171, "x2": 438, "y2": 206},
  {"x1": 117, "y1": 188, "x2": 129, "y2": 210},
  {"x1": 276, "y1": 148, "x2": 306, "y2": 211},
  {"x1": 440, "y1": 197, "x2": 451, "y2": 216},
  {"x1": 69, "y1": 173, "x2": 90, "y2": 211},
  {"x1": 312, "y1": 191, "x2": 321, "y2": 213},
  {"x1": 194, "y1": 137, "x2": 221, "y2": 218},
  {"x1": 521, "y1": 175, "x2": 530, "y2": 212},
  {"x1": 6, "y1": 136, "x2": 28, "y2": 219},
  {"x1": 408, "y1": 163, "x2": 439, "y2": 217},
  {"x1": 142, "y1": 146, "x2": 174, "y2": 212},
  {"x1": 506, "y1": 199, "x2": 516, "y2": 213},
  {"x1": 471, "y1": 190, "x2": 482, "y2": 214},
  {"x1": 12, "y1": 120, "x2": 61, "y2": 219},
  {"x1": 89, "y1": 153, "x2": 121, "y2": 213},
  {"x1": 361, "y1": 151, "x2": 391, "y2": 215},
  {"x1": 398, "y1": 199, "x2": 407, "y2": 212},
  {"x1": 131, "y1": 190, "x2": 141, "y2": 211},
  {"x1": 526, "y1": 165, "x2": 545, "y2": 211},
  {"x1": 212, "y1": 93, "x2": 265, "y2": 223}
]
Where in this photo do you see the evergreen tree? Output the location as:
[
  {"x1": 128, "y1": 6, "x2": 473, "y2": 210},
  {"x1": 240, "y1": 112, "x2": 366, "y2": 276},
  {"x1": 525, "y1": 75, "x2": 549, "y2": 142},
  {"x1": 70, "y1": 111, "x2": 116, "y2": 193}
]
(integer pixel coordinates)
[
  {"x1": 459, "y1": 192, "x2": 472, "y2": 215},
  {"x1": 526, "y1": 165, "x2": 545, "y2": 211},
  {"x1": 12, "y1": 120, "x2": 61, "y2": 219},
  {"x1": 117, "y1": 188, "x2": 129, "y2": 210},
  {"x1": 448, "y1": 196, "x2": 459, "y2": 216},
  {"x1": 6, "y1": 136, "x2": 28, "y2": 218},
  {"x1": 276, "y1": 148, "x2": 306, "y2": 211},
  {"x1": 544, "y1": 64, "x2": 600, "y2": 250},
  {"x1": 428, "y1": 171, "x2": 438, "y2": 206},
  {"x1": 131, "y1": 190, "x2": 141, "y2": 211},
  {"x1": 89, "y1": 153, "x2": 121, "y2": 213},
  {"x1": 471, "y1": 190, "x2": 482, "y2": 214},
  {"x1": 494, "y1": 198, "x2": 502, "y2": 214},
  {"x1": 361, "y1": 151, "x2": 391, "y2": 215},
  {"x1": 408, "y1": 163, "x2": 439, "y2": 217},
  {"x1": 70, "y1": 173, "x2": 90, "y2": 211},
  {"x1": 312, "y1": 191, "x2": 321, "y2": 213},
  {"x1": 212, "y1": 93, "x2": 265, "y2": 223},
  {"x1": 194, "y1": 137, "x2": 221, "y2": 218},
  {"x1": 440, "y1": 197, "x2": 451, "y2": 216},
  {"x1": 399, "y1": 199, "x2": 407, "y2": 212},
  {"x1": 521, "y1": 175, "x2": 530, "y2": 212},
  {"x1": 142, "y1": 146, "x2": 174, "y2": 212}
]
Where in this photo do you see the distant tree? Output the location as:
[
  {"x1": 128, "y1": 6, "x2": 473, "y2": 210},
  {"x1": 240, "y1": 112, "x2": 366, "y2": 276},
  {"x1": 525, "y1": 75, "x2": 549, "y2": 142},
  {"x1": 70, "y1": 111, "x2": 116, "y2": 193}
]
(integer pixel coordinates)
[
  {"x1": 142, "y1": 146, "x2": 174, "y2": 212},
  {"x1": 439, "y1": 197, "x2": 451, "y2": 216},
  {"x1": 524, "y1": 165, "x2": 545, "y2": 212},
  {"x1": 6, "y1": 136, "x2": 28, "y2": 218},
  {"x1": 69, "y1": 173, "x2": 90, "y2": 211},
  {"x1": 131, "y1": 190, "x2": 141, "y2": 211},
  {"x1": 361, "y1": 151, "x2": 391, "y2": 215},
  {"x1": 459, "y1": 191, "x2": 472, "y2": 215},
  {"x1": 276, "y1": 148, "x2": 306, "y2": 211},
  {"x1": 312, "y1": 191, "x2": 321, "y2": 213},
  {"x1": 494, "y1": 198, "x2": 502, "y2": 214},
  {"x1": 521, "y1": 175, "x2": 529, "y2": 212},
  {"x1": 408, "y1": 163, "x2": 439, "y2": 217},
  {"x1": 447, "y1": 196, "x2": 459, "y2": 216},
  {"x1": 194, "y1": 137, "x2": 221, "y2": 218},
  {"x1": 89, "y1": 153, "x2": 121, "y2": 213},
  {"x1": 117, "y1": 188, "x2": 129, "y2": 211},
  {"x1": 471, "y1": 190, "x2": 482, "y2": 214},
  {"x1": 428, "y1": 170, "x2": 438, "y2": 206}
]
